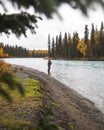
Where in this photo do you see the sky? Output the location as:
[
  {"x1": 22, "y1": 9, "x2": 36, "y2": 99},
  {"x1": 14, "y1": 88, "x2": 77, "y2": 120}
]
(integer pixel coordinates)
[{"x1": 0, "y1": 3, "x2": 104, "y2": 50}]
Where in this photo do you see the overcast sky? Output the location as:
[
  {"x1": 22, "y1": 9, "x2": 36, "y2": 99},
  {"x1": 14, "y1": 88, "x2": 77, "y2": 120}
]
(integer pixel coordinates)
[{"x1": 0, "y1": 3, "x2": 104, "y2": 50}]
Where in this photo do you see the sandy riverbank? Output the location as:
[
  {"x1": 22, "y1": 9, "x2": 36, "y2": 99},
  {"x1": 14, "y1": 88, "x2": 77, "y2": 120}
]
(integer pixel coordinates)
[{"x1": 13, "y1": 65, "x2": 104, "y2": 130}]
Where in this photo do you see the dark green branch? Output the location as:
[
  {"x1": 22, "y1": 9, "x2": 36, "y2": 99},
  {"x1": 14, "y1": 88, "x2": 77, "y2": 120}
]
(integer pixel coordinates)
[{"x1": 0, "y1": 12, "x2": 42, "y2": 37}]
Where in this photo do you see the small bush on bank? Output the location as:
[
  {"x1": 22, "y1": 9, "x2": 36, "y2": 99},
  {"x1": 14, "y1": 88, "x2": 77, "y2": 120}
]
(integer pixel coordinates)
[{"x1": 0, "y1": 60, "x2": 25, "y2": 102}]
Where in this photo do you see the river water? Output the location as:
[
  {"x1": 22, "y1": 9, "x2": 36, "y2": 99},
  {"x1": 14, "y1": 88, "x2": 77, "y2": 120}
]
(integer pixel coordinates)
[{"x1": 4, "y1": 58, "x2": 104, "y2": 113}]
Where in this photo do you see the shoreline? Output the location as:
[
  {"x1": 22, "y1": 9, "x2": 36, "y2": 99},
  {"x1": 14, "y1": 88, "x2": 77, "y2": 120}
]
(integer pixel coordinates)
[{"x1": 13, "y1": 65, "x2": 104, "y2": 130}]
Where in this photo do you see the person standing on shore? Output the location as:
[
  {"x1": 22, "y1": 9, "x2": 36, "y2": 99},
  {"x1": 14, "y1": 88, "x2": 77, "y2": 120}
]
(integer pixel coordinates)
[{"x1": 48, "y1": 59, "x2": 52, "y2": 75}]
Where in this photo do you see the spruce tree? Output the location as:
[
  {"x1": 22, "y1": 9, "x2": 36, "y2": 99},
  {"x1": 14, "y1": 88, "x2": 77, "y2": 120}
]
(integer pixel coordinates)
[
  {"x1": 84, "y1": 25, "x2": 89, "y2": 57},
  {"x1": 55, "y1": 35, "x2": 59, "y2": 58},
  {"x1": 48, "y1": 34, "x2": 51, "y2": 58},
  {"x1": 58, "y1": 32, "x2": 63, "y2": 58},
  {"x1": 84, "y1": 25, "x2": 89, "y2": 45},
  {"x1": 72, "y1": 32, "x2": 81, "y2": 58},
  {"x1": 90, "y1": 23, "x2": 95, "y2": 58},
  {"x1": 99, "y1": 22, "x2": 104, "y2": 56},
  {"x1": 63, "y1": 32, "x2": 68, "y2": 58},
  {"x1": 51, "y1": 37, "x2": 55, "y2": 58}
]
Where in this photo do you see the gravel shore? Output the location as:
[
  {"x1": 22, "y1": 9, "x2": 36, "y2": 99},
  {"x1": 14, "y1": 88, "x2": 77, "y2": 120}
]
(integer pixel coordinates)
[{"x1": 13, "y1": 65, "x2": 104, "y2": 130}]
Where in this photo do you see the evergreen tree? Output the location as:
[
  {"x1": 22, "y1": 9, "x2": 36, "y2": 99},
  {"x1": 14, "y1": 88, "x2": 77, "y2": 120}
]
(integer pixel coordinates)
[
  {"x1": 67, "y1": 33, "x2": 71, "y2": 58},
  {"x1": 55, "y1": 35, "x2": 59, "y2": 58},
  {"x1": 99, "y1": 22, "x2": 104, "y2": 56},
  {"x1": 84, "y1": 25, "x2": 89, "y2": 57},
  {"x1": 71, "y1": 32, "x2": 81, "y2": 58},
  {"x1": 63, "y1": 32, "x2": 68, "y2": 58},
  {"x1": 51, "y1": 37, "x2": 55, "y2": 58},
  {"x1": 75, "y1": 32, "x2": 81, "y2": 58},
  {"x1": 84, "y1": 25, "x2": 89, "y2": 45},
  {"x1": 89, "y1": 23, "x2": 95, "y2": 58},
  {"x1": 58, "y1": 32, "x2": 63, "y2": 58},
  {"x1": 94, "y1": 27, "x2": 100, "y2": 57},
  {"x1": 48, "y1": 34, "x2": 51, "y2": 58}
]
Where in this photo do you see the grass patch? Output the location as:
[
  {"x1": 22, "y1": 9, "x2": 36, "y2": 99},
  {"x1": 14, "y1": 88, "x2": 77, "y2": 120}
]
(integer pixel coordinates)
[{"x1": 24, "y1": 79, "x2": 44, "y2": 98}]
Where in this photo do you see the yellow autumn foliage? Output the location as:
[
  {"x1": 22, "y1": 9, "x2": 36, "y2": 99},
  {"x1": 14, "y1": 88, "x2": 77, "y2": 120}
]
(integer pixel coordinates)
[
  {"x1": 35, "y1": 50, "x2": 48, "y2": 54},
  {"x1": 0, "y1": 48, "x2": 3, "y2": 57},
  {"x1": 0, "y1": 48, "x2": 9, "y2": 57},
  {"x1": 77, "y1": 39, "x2": 88, "y2": 57},
  {"x1": 0, "y1": 60, "x2": 11, "y2": 74}
]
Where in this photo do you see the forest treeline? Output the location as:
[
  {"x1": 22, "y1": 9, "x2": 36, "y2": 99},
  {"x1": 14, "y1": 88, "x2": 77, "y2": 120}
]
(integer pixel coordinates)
[
  {"x1": 48, "y1": 22, "x2": 104, "y2": 60},
  {"x1": 0, "y1": 22, "x2": 104, "y2": 60},
  {"x1": 0, "y1": 43, "x2": 48, "y2": 58}
]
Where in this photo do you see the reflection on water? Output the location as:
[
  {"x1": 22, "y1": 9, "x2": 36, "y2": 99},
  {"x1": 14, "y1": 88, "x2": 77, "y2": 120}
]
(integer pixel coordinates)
[{"x1": 4, "y1": 58, "x2": 104, "y2": 113}]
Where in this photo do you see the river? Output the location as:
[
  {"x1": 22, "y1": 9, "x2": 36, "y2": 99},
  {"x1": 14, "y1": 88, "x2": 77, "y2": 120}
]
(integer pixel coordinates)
[{"x1": 4, "y1": 58, "x2": 104, "y2": 113}]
